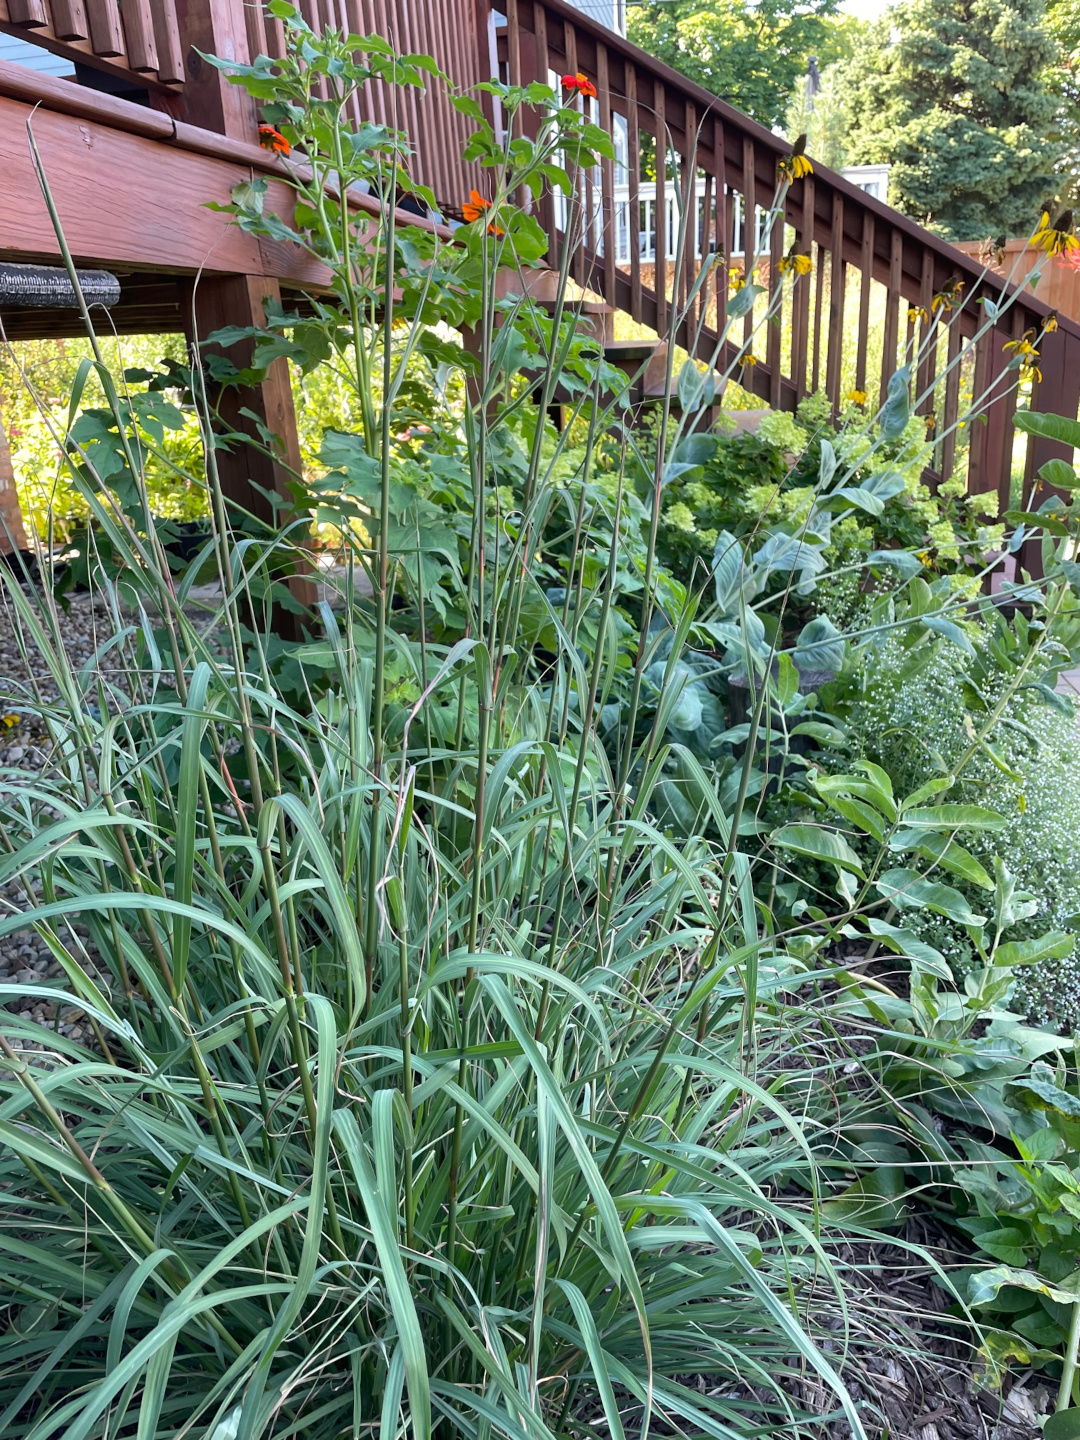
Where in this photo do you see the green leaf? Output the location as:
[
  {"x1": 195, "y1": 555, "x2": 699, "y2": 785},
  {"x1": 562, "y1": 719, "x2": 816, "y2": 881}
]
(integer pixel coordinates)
[
  {"x1": 901, "y1": 804, "x2": 1006, "y2": 831},
  {"x1": 875, "y1": 869, "x2": 986, "y2": 926},
  {"x1": 1039, "y1": 458, "x2": 1080, "y2": 490},
  {"x1": 1014, "y1": 410, "x2": 1080, "y2": 451},
  {"x1": 794, "y1": 615, "x2": 844, "y2": 673},
  {"x1": 995, "y1": 933, "x2": 1075, "y2": 967},
  {"x1": 1043, "y1": 1411, "x2": 1080, "y2": 1440},
  {"x1": 879, "y1": 363, "x2": 913, "y2": 440},
  {"x1": 771, "y1": 824, "x2": 866, "y2": 875},
  {"x1": 968, "y1": 1263, "x2": 1080, "y2": 1309},
  {"x1": 923, "y1": 615, "x2": 973, "y2": 653},
  {"x1": 866, "y1": 549, "x2": 923, "y2": 581},
  {"x1": 866, "y1": 919, "x2": 951, "y2": 978},
  {"x1": 334, "y1": 1110, "x2": 431, "y2": 1440}
]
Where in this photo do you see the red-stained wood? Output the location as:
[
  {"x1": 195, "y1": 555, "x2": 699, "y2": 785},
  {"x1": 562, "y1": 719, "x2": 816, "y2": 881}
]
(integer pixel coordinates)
[
  {"x1": 790, "y1": 172, "x2": 813, "y2": 398},
  {"x1": 0, "y1": 92, "x2": 327, "y2": 284},
  {"x1": 712, "y1": 115, "x2": 726, "y2": 341},
  {"x1": 880, "y1": 227, "x2": 902, "y2": 400},
  {"x1": 825, "y1": 192, "x2": 845, "y2": 409},
  {"x1": 153, "y1": 0, "x2": 186, "y2": 84},
  {"x1": 939, "y1": 320, "x2": 963, "y2": 484},
  {"x1": 598, "y1": 42, "x2": 616, "y2": 305},
  {"x1": 855, "y1": 211, "x2": 873, "y2": 396},
  {"x1": 767, "y1": 174, "x2": 782, "y2": 407},
  {"x1": 7, "y1": 0, "x2": 48, "y2": 27},
  {"x1": 811, "y1": 238, "x2": 825, "y2": 394},
  {"x1": 49, "y1": 1, "x2": 88, "y2": 39},
  {"x1": 85, "y1": 0, "x2": 123, "y2": 56},
  {"x1": 739, "y1": 135, "x2": 754, "y2": 355},
  {"x1": 120, "y1": 0, "x2": 159, "y2": 71},
  {"x1": 183, "y1": 272, "x2": 317, "y2": 632},
  {"x1": 173, "y1": 0, "x2": 257, "y2": 137},
  {"x1": 626, "y1": 62, "x2": 641, "y2": 323},
  {"x1": 654, "y1": 77, "x2": 666, "y2": 336}
]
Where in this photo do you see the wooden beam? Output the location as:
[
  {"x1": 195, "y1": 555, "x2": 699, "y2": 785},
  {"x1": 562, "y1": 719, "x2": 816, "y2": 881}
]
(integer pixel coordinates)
[
  {"x1": 0, "y1": 93, "x2": 328, "y2": 285},
  {"x1": 183, "y1": 273, "x2": 317, "y2": 635}
]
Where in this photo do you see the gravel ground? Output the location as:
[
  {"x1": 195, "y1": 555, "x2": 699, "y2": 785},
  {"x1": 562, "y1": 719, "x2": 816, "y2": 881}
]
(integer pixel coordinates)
[{"x1": 0, "y1": 589, "x2": 113, "y2": 1047}]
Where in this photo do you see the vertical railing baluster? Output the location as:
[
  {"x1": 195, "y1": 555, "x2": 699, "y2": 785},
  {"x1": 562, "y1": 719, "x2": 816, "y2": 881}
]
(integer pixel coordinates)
[
  {"x1": 532, "y1": 3, "x2": 556, "y2": 266},
  {"x1": 916, "y1": 250, "x2": 937, "y2": 424},
  {"x1": 767, "y1": 166, "x2": 783, "y2": 407},
  {"x1": 681, "y1": 98, "x2": 697, "y2": 342},
  {"x1": 564, "y1": 20, "x2": 585, "y2": 285},
  {"x1": 713, "y1": 117, "x2": 728, "y2": 350},
  {"x1": 968, "y1": 317, "x2": 1020, "y2": 514},
  {"x1": 740, "y1": 136, "x2": 755, "y2": 360},
  {"x1": 50, "y1": 2, "x2": 89, "y2": 40},
  {"x1": 855, "y1": 211, "x2": 874, "y2": 399},
  {"x1": 812, "y1": 238, "x2": 826, "y2": 395},
  {"x1": 880, "y1": 228, "x2": 902, "y2": 397},
  {"x1": 939, "y1": 319, "x2": 963, "y2": 485},
  {"x1": 627, "y1": 64, "x2": 642, "y2": 321},
  {"x1": 825, "y1": 193, "x2": 846, "y2": 411},
  {"x1": 654, "y1": 79, "x2": 668, "y2": 337},
  {"x1": 598, "y1": 42, "x2": 616, "y2": 309},
  {"x1": 790, "y1": 172, "x2": 813, "y2": 400}
]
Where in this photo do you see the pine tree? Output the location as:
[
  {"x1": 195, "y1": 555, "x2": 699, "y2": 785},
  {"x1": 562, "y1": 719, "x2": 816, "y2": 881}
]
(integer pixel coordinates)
[{"x1": 836, "y1": 0, "x2": 1063, "y2": 240}]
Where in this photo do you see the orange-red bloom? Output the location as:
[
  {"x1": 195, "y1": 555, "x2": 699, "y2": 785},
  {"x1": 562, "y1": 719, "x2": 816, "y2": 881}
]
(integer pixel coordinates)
[
  {"x1": 462, "y1": 189, "x2": 504, "y2": 235},
  {"x1": 562, "y1": 72, "x2": 597, "y2": 98},
  {"x1": 258, "y1": 124, "x2": 290, "y2": 157}
]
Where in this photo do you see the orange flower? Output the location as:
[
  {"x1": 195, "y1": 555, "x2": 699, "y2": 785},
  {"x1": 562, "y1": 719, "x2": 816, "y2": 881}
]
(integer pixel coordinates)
[
  {"x1": 258, "y1": 123, "x2": 291, "y2": 157},
  {"x1": 462, "y1": 189, "x2": 504, "y2": 235},
  {"x1": 562, "y1": 72, "x2": 597, "y2": 98}
]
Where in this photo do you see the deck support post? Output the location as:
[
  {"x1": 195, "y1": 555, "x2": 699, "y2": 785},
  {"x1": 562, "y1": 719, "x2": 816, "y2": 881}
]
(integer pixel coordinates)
[{"x1": 183, "y1": 273, "x2": 316, "y2": 631}]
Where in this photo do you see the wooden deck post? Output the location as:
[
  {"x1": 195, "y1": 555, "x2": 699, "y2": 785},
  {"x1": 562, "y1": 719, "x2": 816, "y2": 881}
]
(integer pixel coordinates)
[
  {"x1": 183, "y1": 273, "x2": 316, "y2": 626},
  {"x1": 0, "y1": 409, "x2": 29, "y2": 555}
]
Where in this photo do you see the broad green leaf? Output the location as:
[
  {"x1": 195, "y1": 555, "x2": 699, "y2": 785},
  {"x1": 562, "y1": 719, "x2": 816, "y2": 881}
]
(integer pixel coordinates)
[
  {"x1": 1043, "y1": 1411, "x2": 1080, "y2": 1440},
  {"x1": 968, "y1": 1264, "x2": 1080, "y2": 1309},
  {"x1": 771, "y1": 824, "x2": 865, "y2": 875},
  {"x1": 902, "y1": 803, "x2": 1006, "y2": 831},
  {"x1": 1039, "y1": 458, "x2": 1080, "y2": 490},
  {"x1": 865, "y1": 919, "x2": 951, "y2": 978},
  {"x1": 1014, "y1": 410, "x2": 1080, "y2": 451},
  {"x1": 876, "y1": 869, "x2": 986, "y2": 926},
  {"x1": 995, "y1": 933, "x2": 1074, "y2": 967}
]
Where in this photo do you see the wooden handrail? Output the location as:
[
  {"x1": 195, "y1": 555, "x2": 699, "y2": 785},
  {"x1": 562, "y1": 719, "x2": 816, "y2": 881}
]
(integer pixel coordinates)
[{"x1": 500, "y1": 0, "x2": 1080, "y2": 522}]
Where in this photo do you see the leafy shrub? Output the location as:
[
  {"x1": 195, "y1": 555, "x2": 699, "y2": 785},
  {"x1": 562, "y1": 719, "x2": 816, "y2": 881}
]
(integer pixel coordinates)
[{"x1": 842, "y1": 620, "x2": 1080, "y2": 1026}]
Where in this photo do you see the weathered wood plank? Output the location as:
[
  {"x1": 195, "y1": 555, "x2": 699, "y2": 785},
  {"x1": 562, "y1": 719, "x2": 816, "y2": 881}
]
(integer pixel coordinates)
[
  {"x1": 119, "y1": 0, "x2": 159, "y2": 72},
  {"x1": 50, "y1": 0, "x2": 89, "y2": 40},
  {"x1": 152, "y1": 0, "x2": 186, "y2": 84},
  {"x1": 85, "y1": 0, "x2": 124, "y2": 56},
  {"x1": 7, "y1": 0, "x2": 48, "y2": 27}
]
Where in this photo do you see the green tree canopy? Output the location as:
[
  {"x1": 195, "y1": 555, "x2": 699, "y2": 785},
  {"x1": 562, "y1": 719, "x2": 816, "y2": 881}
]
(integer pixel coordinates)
[
  {"x1": 627, "y1": 0, "x2": 847, "y2": 131},
  {"x1": 835, "y1": 0, "x2": 1064, "y2": 241}
]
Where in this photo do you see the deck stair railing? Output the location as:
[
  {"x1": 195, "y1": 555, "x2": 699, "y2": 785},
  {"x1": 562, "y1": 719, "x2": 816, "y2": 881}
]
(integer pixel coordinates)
[{"x1": 498, "y1": 0, "x2": 1080, "y2": 522}]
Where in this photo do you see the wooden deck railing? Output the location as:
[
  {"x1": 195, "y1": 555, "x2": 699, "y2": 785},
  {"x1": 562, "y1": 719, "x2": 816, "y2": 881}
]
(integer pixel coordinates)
[
  {"x1": 0, "y1": 0, "x2": 184, "y2": 88},
  {"x1": 499, "y1": 0, "x2": 1080, "y2": 518}
]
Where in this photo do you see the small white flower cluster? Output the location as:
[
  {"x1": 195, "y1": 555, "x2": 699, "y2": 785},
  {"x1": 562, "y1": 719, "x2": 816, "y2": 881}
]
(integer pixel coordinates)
[{"x1": 850, "y1": 635, "x2": 1080, "y2": 1029}]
